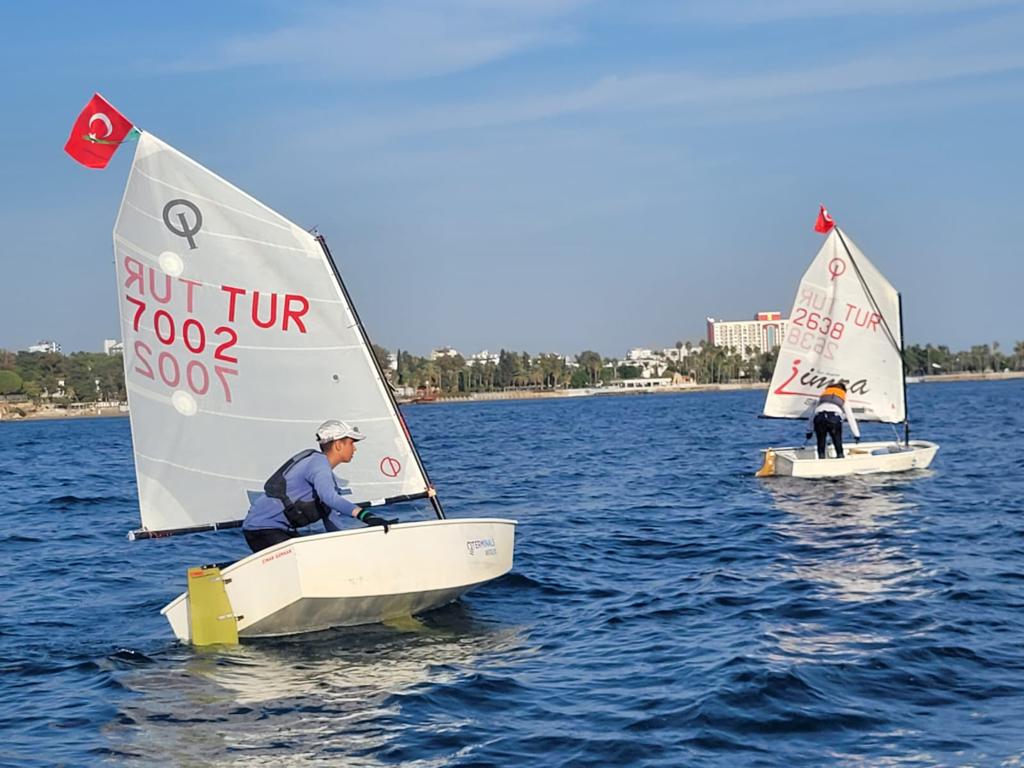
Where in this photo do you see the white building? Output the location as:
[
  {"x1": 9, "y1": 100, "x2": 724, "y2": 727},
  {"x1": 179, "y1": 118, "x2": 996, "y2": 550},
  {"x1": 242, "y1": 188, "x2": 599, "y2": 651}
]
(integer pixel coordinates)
[
  {"x1": 27, "y1": 340, "x2": 61, "y2": 354},
  {"x1": 626, "y1": 348, "x2": 655, "y2": 361},
  {"x1": 705, "y1": 312, "x2": 787, "y2": 357},
  {"x1": 617, "y1": 348, "x2": 669, "y2": 378},
  {"x1": 534, "y1": 352, "x2": 579, "y2": 369},
  {"x1": 466, "y1": 350, "x2": 500, "y2": 366},
  {"x1": 430, "y1": 346, "x2": 461, "y2": 361},
  {"x1": 662, "y1": 345, "x2": 696, "y2": 362},
  {"x1": 103, "y1": 339, "x2": 124, "y2": 355}
]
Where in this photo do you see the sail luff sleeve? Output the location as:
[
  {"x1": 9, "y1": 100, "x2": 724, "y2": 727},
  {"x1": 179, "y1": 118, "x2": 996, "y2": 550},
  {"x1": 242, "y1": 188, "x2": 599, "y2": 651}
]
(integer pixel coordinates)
[{"x1": 315, "y1": 235, "x2": 445, "y2": 520}]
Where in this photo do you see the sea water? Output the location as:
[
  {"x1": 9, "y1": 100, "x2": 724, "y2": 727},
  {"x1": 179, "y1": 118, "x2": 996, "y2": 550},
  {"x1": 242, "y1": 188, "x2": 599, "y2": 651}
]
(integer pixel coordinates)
[{"x1": 1, "y1": 381, "x2": 1022, "y2": 766}]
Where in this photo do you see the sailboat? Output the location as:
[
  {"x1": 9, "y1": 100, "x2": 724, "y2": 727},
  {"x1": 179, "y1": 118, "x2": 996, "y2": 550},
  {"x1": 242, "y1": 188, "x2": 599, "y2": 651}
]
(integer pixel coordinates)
[
  {"x1": 755, "y1": 221, "x2": 939, "y2": 478},
  {"x1": 83, "y1": 111, "x2": 514, "y2": 641}
]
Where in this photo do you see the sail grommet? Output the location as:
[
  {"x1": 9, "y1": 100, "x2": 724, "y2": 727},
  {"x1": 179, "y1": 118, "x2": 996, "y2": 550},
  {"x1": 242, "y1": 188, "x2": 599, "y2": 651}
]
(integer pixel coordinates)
[
  {"x1": 171, "y1": 390, "x2": 198, "y2": 416},
  {"x1": 158, "y1": 250, "x2": 184, "y2": 277}
]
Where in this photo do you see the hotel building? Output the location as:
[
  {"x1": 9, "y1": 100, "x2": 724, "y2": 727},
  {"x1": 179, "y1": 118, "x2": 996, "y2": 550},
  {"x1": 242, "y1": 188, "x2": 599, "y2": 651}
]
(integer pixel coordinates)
[{"x1": 705, "y1": 312, "x2": 787, "y2": 357}]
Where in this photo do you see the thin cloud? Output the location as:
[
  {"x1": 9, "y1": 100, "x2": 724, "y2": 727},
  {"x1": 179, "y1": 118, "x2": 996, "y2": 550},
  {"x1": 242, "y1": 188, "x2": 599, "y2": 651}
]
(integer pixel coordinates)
[
  {"x1": 303, "y1": 7, "x2": 1024, "y2": 141},
  {"x1": 167, "y1": 0, "x2": 590, "y2": 80},
  {"x1": 660, "y1": 0, "x2": 1023, "y2": 24}
]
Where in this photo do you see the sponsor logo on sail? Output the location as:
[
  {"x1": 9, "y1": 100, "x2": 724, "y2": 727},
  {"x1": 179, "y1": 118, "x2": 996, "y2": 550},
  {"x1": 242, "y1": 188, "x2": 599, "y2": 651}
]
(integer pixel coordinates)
[{"x1": 163, "y1": 199, "x2": 203, "y2": 250}]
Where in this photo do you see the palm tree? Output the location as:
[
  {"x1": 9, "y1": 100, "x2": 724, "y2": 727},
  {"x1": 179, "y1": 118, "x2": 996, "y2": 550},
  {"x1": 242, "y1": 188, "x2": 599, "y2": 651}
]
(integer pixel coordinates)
[{"x1": 576, "y1": 351, "x2": 603, "y2": 385}]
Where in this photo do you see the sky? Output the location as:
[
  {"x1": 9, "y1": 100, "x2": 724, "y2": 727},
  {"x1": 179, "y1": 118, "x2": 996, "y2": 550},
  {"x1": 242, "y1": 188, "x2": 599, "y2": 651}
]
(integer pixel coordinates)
[{"x1": 1, "y1": 0, "x2": 1022, "y2": 358}]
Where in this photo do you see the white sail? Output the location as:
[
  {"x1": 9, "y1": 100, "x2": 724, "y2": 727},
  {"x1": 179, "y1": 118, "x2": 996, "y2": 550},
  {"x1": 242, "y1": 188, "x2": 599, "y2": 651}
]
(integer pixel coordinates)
[
  {"x1": 113, "y1": 132, "x2": 429, "y2": 534},
  {"x1": 763, "y1": 227, "x2": 905, "y2": 424}
]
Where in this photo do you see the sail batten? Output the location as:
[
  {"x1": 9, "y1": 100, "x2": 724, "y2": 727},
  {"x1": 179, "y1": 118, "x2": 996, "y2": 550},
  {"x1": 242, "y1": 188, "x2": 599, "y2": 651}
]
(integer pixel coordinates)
[
  {"x1": 114, "y1": 131, "x2": 432, "y2": 535},
  {"x1": 763, "y1": 227, "x2": 905, "y2": 424}
]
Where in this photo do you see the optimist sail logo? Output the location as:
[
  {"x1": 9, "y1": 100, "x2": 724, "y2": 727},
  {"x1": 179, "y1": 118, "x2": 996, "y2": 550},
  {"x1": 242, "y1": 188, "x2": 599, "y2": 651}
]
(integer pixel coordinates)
[{"x1": 163, "y1": 199, "x2": 204, "y2": 250}]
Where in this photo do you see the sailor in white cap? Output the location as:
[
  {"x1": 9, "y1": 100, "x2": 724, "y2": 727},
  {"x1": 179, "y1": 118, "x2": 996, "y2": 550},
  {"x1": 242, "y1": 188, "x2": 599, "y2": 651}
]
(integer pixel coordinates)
[{"x1": 242, "y1": 419, "x2": 396, "y2": 553}]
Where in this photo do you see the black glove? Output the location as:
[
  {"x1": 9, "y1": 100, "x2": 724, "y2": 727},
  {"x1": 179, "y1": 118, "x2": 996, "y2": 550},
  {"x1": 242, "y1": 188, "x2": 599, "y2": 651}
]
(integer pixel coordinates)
[
  {"x1": 804, "y1": 432, "x2": 813, "y2": 440},
  {"x1": 360, "y1": 512, "x2": 397, "y2": 533},
  {"x1": 854, "y1": 436, "x2": 860, "y2": 443}
]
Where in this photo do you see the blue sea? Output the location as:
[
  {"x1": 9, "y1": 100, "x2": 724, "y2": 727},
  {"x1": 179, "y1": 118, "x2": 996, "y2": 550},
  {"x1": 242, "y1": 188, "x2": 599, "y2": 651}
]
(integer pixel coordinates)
[{"x1": 2, "y1": 381, "x2": 1023, "y2": 766}]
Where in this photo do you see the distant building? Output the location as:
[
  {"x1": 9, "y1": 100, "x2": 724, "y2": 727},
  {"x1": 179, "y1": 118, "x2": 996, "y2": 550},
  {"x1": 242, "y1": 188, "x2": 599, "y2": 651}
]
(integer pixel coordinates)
[
  {"x1": 662, "y1": 345, "x2": 696, "y2": 362},
  {"x1": 430, "y1": 346, "x2": 461, "y2": 360},
  {"x1": 617, "y1": 348, "x2": 669, "y2": 378},
  {"x1": 466, "y1": 350, "x2": 500, "y2": 366},
  {"x1": 608, "y1": 376, "x2": 680, "y2": 389},
  {"x1": 534, "y1": 352, "x2": 579, "y2": 369},
  {"x1": 706, "y1": 312, "x2": 787, "y2": 357},
  {"x1": 27, "y1": 340, "x2": 61, "y2": 354},
  {"x1": 103, "y1": 339, "x2": 124, "y2": 355},
  {"x1": 625, "y1": 348, "x2": 654, "y2": 361}
]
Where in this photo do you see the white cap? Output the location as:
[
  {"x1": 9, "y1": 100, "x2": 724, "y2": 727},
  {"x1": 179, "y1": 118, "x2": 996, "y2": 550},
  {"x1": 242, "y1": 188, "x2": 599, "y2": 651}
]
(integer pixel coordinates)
[{"x1": 315, "y1": 420, "x2": 365, "y2": 443}]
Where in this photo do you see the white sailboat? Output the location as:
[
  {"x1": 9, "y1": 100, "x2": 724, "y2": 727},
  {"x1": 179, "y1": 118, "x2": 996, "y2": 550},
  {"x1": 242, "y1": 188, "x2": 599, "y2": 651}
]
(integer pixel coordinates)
[
  {"x1": 109, "y1": 131, "x2": 516, "y2": 641},
  {"x1": 756, "y1": 225, "x2": 938, "y2": 478}
]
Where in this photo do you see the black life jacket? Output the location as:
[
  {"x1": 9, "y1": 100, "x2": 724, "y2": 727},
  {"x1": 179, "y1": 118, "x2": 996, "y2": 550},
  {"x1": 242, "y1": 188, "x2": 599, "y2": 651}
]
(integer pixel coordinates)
[{"x1": 263, "y1": 449, "x2": 329, "y2": 528}]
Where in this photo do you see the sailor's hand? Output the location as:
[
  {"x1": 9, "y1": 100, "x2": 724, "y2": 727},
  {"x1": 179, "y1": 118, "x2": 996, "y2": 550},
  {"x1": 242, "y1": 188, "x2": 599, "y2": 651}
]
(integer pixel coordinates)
[
  {"x1": 361, "y1": 512, "x2": 397, "y2": 533},
  {"x1": 804, "y1": 432, "x2": 813, "y2": 440},
  {"x1": 854, "y1": 436, "x2": 860, "y2": 443}
]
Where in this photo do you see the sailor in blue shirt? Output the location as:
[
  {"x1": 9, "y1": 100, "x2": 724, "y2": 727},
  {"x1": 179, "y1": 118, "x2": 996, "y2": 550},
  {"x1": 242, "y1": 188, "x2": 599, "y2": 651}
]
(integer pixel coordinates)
[{"x1": 242, "y1": 419, "x2": 395, "y2": 553}]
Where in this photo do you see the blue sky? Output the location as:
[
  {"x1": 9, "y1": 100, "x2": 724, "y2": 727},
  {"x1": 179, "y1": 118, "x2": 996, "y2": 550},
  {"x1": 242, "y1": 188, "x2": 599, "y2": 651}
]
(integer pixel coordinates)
[{"x1": 1, "y1": 0, "x2": 1022, "y2": 357}]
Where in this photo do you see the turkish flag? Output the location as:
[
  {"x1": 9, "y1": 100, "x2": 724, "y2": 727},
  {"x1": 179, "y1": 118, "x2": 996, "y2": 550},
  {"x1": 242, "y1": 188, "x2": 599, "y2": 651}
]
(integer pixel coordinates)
[
  {"x1": 64, "y1": 93, "x2": 135, "y2": 169},
  {"x1": 814, "y1": 204, "x2": 835, "y2": 234}
]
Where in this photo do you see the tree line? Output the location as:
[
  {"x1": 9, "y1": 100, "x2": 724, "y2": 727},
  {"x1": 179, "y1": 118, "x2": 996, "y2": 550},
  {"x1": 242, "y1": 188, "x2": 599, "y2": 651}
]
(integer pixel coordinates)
[
  {"x1": 2, "y1": 340, "x2": 1022, "y2": 403},
  {"x1": 0, "y1": 350, "x2": 126, "y2": 402},
  {"x1": 384, "y1": 340, "x2": 1024, "y2": 395}
]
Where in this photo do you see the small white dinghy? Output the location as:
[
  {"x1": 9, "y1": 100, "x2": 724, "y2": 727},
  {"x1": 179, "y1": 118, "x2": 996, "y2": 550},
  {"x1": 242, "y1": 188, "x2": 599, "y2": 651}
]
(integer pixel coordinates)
[
  {"x1": 757, "y1": 441, "x2": 938, "y2": 479},
  {"x1": 756, "y1": 217, "x2": 938, "y2": 478},
  {"x1": 162, "y1": 519, "x2": 515, "y2": 640},
  {"x1": 91, "y1": 116, "x2": 517, "y2": 643}
]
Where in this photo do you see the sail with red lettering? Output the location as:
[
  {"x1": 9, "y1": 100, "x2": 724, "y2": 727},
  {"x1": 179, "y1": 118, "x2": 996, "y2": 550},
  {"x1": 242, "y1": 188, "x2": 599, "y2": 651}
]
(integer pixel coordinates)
[
  {"x1": 113, "y1": 132, "x2": 431, "y2": 535},
  {"x1": 763, "y1": 227, "x2": 905, "y2": 424}
]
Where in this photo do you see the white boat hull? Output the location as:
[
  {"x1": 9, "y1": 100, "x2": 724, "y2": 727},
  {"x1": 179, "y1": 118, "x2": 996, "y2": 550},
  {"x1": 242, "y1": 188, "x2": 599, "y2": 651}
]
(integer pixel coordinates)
[
  {"x1": 757, "y1": 440, "x2": 938, "y2": 478},
  {"x1": 161, "y1": 518, "x2": 516, "y2": 641}
]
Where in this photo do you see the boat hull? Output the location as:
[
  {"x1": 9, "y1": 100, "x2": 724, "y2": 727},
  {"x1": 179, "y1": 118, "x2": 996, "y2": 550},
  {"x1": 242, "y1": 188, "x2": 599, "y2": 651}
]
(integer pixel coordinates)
[
  {"x1": 756, "y1": 440, "x2": 938, "y2": 478},
  {"x1": 161, "y1": 518, "x2": 516, "y2": 641}
]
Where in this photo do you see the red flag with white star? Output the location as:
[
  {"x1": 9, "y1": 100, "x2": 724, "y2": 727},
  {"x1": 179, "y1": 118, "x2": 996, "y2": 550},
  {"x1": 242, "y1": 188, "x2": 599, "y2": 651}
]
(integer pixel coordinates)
[
  {"x1": 64, "y1": 93, "x2": 135, "y2": 169},
  {"x1": 814, "y1": 204, "x2": 835, "y2": 234}
]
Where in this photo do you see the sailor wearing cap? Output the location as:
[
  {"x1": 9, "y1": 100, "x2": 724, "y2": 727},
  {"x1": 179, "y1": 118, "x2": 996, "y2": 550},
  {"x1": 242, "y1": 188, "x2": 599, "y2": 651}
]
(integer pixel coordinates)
[{"x1": 242, "y1": 419, "x2": 396, "y2": 553}]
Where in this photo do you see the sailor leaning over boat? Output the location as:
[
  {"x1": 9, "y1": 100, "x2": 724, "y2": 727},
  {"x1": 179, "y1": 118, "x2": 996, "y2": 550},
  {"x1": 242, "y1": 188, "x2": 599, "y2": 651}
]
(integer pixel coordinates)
[
  {"x1": 242, "y1": 420, "x2": 399, "y2": 553},
  {"x1": 805, "y1": 382, "x2": 861, "y2": 460}
]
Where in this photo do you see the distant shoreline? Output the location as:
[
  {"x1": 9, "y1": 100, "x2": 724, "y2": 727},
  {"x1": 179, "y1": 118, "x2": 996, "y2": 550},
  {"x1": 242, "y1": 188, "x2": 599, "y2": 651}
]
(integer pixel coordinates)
[
  {"x1": 1, "y1": 370, "x2": 1019, "y2": 421},
  {"x1": 0, "y1": 407, "x2": 128, "y2": 423},
  {"x1": 407, "y1": 370, "x2": 1024, "y2": 405}
]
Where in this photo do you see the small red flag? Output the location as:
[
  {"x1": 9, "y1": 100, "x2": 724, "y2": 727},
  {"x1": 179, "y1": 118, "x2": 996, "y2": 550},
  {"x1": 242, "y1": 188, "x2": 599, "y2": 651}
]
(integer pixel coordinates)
[
  {"x1": 64, "y1": 93, "x2": 135, "y2": 169},
  {"x1": 814, "y1": 204, "x2": 835, "y2": 234}
]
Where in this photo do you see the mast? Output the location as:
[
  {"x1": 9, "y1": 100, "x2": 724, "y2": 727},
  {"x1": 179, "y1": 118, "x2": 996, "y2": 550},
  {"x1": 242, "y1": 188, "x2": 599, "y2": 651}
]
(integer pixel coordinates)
[
  {"x1": 898, "y1": 292, "x2": 909, "y2": 445},
  {"x1": 316, "y1": 234, "x2": 445, "y2": 520}
]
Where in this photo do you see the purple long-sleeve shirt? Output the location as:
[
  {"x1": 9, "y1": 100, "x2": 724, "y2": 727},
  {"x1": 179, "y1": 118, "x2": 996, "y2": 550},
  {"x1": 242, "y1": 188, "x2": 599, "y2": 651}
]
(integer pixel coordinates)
[{"x1": 243, "y1": 451, "x2": 358, "y2": 532}]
